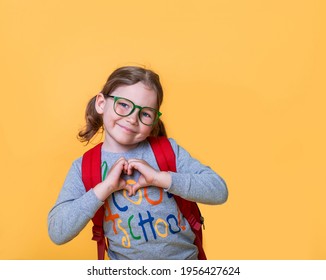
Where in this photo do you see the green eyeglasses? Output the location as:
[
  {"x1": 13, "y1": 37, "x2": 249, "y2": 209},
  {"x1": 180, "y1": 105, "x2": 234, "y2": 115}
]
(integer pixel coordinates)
[{"x1": 108, "y1": 96, "x2": 162, "y2": 126}]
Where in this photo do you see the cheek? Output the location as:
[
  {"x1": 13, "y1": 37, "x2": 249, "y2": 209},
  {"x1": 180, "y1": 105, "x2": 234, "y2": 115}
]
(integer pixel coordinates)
[
  {"x1": 139, "y1": 125, "x2": 153, "y2": 136},
  {"x1": 102, "y1": 109, "x2": 119, "y2": 126}
]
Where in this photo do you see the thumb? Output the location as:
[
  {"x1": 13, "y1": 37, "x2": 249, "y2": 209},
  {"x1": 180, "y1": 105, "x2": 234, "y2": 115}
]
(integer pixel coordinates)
[
  {"x1": 132, "y1": 182, "x2": 144, "y2": 196},
  {"x1": 124, "y1": 184, "x2": 133, "y2": 197},
  {"x1": 119, "y1": 180, "x2": 133, "y2": 196}
]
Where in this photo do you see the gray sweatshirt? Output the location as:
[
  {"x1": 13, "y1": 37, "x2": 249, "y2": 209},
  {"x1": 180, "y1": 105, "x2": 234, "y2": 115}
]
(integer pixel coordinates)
[{"x1": 48, "y1": 138, "x2": 228, "y2": 259}]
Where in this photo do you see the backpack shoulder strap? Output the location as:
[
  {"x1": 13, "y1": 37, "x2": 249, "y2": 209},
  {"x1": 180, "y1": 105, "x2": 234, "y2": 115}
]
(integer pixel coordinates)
[
  {"x1": 147, "y1": 136, "x2": 176, "y2": 172},
  {"x1": 82, "y1": 142, "x2": 103, "y2": 191},
  {"x1": 81, "y1": 142, "x2": 107, "y2": 260},
  {"x1": 148, "y1": 136, "x2": 207, "y2": 260}
]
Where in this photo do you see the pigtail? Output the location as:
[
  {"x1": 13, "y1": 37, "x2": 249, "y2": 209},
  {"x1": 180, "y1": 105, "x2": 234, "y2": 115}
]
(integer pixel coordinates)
[{"x1": 77, "y1": 96, "x2": 103, "y2": 144}]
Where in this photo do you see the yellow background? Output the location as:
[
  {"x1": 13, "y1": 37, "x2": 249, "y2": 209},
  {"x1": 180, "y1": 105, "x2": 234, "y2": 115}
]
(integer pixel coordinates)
[{"x1": 0, "y1": 0, "x2": 325, "y2": 260}]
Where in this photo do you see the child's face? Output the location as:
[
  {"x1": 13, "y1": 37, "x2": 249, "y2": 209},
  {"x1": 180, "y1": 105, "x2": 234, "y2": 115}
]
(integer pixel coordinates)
[{"x1": 96, "y1": 82, "x2": 158, "y2": 152}]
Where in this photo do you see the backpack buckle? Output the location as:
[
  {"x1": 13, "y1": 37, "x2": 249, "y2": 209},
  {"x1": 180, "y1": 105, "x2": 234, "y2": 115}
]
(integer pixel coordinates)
[{"x1": 200, "y1": 216, "x2": 205, "y2": 230}]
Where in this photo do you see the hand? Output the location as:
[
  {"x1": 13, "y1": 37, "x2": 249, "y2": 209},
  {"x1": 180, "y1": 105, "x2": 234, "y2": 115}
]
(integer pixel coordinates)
[
  {"x1": 93, "y1": 157, "x2": 133, "y2": 201},
  {"x1": 127, "y1": 159, "x2": 172, "y2": 195}
]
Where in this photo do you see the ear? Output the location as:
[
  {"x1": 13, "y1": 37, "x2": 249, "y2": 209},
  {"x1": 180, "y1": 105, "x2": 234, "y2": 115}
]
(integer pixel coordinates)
[{"x1": 95, "y1": 93, "x2": 107, "y2": 114}]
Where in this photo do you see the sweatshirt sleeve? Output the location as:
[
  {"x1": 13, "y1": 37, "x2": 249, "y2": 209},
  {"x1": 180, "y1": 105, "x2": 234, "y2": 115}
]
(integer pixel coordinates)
[
  {"x1": 47, "y1": 158, "x2": 104, "y2": 245},
  {"x1": 167, "y1": 138, "x2": 228, "y2": 205}
]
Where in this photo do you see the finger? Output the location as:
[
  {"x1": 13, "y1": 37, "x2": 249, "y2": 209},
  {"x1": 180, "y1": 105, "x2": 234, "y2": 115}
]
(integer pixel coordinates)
[
  {"x1": 126, "y1": 184, "x2": 133, "y2": 196},
  {"x1": 127, "y1": 161, "x2": 140, "y2": 173},
  {"x1": 115, "y1": 157, "x2": 128, "y2": 172},
  {"x1": 127, "y1": 161, "x2": 135, "y2": 176},
  {"x1": 132, "y1": 182, "x2": 144, "y2": 196},
  {"x1": 105, "y1": 158, "x2": 127, "y2": 181},
  {"x1": 127, "y1": 158, "x2": 146, "y2": 165},
  {"x1": 111, "y1": 157, "x2": 127, "y2": 171},
  {"x1": 123, "y1": 161, "x2": 129, "y2": 174},
  {"x1": 122, "y1": 183, "x2": 133, "y2": 196},
  {"x1": 121, "y1": 179, "x2": 134, "y2": 196},
  {"x1": 114, "y1": 179, "x2": 132, "y2": 196},
  {"x1": 128, "y1": 161, "x2": 153, "y2": 178},
  {"x1": 113, "y1": 157, "x2": 127, "y2": 166}
]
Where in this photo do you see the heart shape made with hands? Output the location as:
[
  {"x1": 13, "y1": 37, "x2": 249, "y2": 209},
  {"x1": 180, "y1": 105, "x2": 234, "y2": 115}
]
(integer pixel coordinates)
[{"x1": 120, "y1": 159, "x2": 158, "y2": 195}]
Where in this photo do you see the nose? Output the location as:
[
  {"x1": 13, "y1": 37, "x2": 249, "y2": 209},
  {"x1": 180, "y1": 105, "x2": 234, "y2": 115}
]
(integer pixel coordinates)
[{"x1": 126, "y1": 109, "x2": 139, "y2": 125}]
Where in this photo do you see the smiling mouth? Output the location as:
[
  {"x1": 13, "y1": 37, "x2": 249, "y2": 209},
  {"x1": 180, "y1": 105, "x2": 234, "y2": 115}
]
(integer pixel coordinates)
[{"x1": 117, "y1": 123, "x2": 137, "y2": 133}]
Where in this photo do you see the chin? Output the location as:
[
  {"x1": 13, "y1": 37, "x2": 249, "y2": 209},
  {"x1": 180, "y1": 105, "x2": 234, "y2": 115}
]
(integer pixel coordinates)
[{"x1": 117, "y1": 135, "x2": 146, "y2": 146}]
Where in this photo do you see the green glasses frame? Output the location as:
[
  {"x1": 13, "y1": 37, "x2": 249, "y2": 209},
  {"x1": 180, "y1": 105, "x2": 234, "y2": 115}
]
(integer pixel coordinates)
[{"x1": 108, "y1": 95, "x2": 162, "y2": 126}]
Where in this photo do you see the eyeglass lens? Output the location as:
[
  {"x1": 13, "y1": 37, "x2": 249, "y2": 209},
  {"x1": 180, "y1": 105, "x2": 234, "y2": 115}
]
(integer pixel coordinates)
[{"x1": 114, "y1": 98, "x2": 158, "y2": 125}]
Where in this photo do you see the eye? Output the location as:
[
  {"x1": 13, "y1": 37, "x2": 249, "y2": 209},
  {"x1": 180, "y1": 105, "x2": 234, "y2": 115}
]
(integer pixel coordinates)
[
  {"x1": 141, "y1": 108, "x2": 155, "y2": 119},
  {"x1": 117, "y1": 101, "x2": 130, "y2": 109},
  {"x1": 142, "y1": 111, "x2": 153, "y2": 119}
]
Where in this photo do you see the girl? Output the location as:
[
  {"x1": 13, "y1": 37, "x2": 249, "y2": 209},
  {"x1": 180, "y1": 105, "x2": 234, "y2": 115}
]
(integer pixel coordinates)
[{"x1": 48, "y1": 66, "x2": 228, "y2": 260}]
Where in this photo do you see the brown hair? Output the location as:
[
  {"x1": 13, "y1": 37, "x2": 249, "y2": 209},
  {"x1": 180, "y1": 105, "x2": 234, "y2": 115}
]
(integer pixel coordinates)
[{"x1": 78, "y1": 66, "x2": 167, "y2": 144}]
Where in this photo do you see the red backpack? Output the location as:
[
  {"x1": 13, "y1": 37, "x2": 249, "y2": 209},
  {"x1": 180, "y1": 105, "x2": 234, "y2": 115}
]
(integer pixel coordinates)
[{"x1": 82, "y1": 136, "x2": 206, "y2": 260}]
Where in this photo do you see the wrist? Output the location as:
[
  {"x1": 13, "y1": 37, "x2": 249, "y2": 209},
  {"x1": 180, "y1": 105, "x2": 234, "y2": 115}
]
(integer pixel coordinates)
[
  {"x1": 93, "y1": 181, "x2": 113, "y2": 201},
  {"x1": 154, "y1": 171, "x2": 172, "y2": 189}
]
